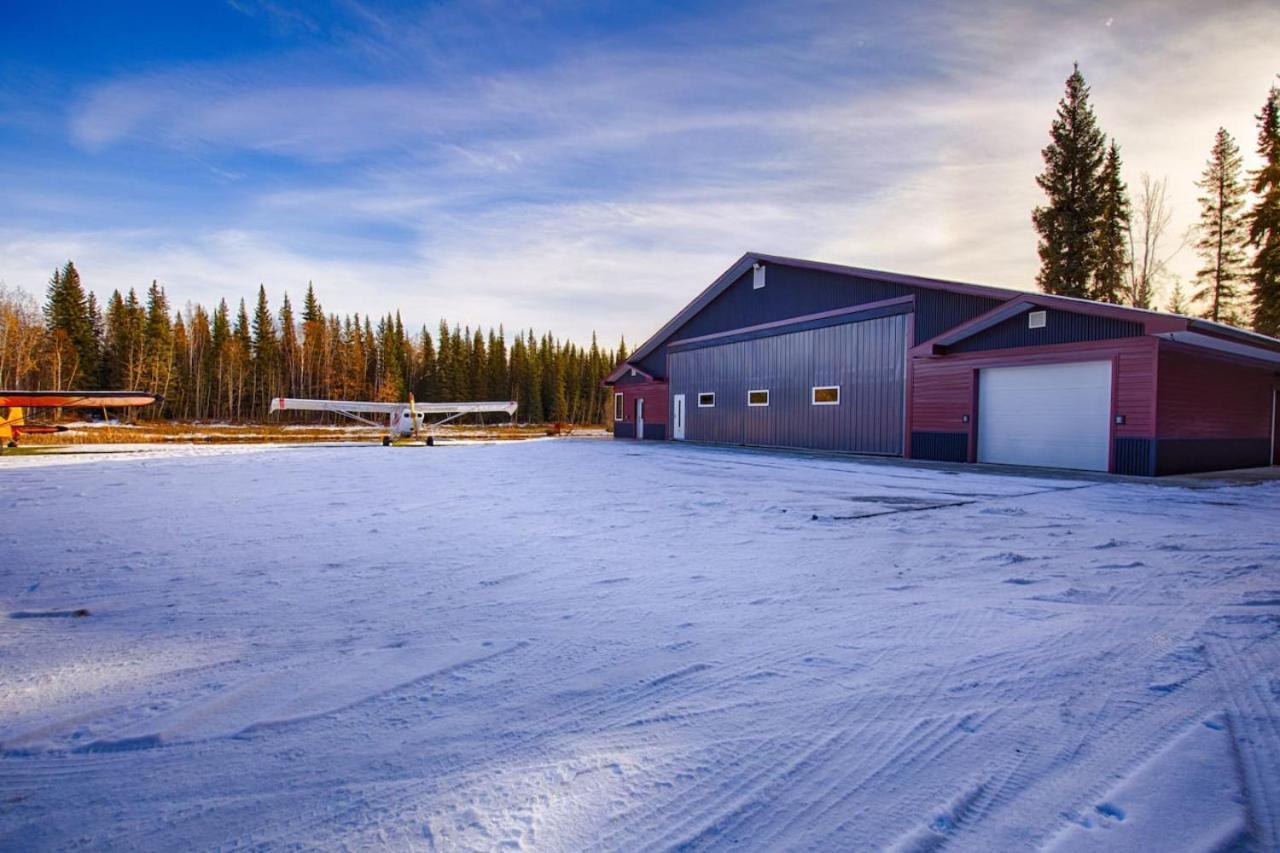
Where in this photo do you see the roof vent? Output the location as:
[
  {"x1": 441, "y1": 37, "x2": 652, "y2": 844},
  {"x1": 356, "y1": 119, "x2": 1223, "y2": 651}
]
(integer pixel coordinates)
[
  {"x1": 752, "y1": 262, "x2": 766, "y2": 290},
  {"x1": 1028, "y1": 310, "x2": 1047, "y2": 330}
]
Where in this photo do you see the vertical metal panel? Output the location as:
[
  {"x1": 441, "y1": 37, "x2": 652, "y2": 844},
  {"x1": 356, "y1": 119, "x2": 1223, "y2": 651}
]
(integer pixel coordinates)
[
  {"x1": 669, "y1": 314, "x2": 906, "y2": 454},
  {"x1": 637, "y1": 264, "x2": 1003, "y2": 379},
  {"x1": 948, "y1": 307, "x2": 1142, "y2": 353},
  {"x1": 1113, "y1": 437, "x2": 1155, "y2": 476}
]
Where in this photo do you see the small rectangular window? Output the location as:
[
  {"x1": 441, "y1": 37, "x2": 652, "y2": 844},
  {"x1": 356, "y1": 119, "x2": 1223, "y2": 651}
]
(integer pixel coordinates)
[
  {"x1": 698, "y1": 392, "x2": 715, "y2": 407},
  {"x1": 1028, "y1": 310, "x2": 1047, "y2": 329},
  {"x1": 613, "y1": 392, "x2": 624, "y2": 421},
  {"x1": 748, "y1": 389, "x2": 769, "y2": 407},
  {"x1": 752, "y1": 263, "x2": 765, "y2": 289},
  {"x1": 812, "y1": 386, "x2": 840, "y2": 405}
]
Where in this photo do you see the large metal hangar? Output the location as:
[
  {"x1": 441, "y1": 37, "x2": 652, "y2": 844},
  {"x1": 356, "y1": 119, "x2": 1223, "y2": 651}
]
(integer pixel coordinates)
[{"x1": 605, "y1": 252, "x2": 1280, "y2": 476}]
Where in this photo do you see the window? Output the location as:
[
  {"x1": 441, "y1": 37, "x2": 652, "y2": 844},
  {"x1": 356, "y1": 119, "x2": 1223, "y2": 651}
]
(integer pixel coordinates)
[
  {"x1": 1028, "y1": 310, "x2": 1047, "y2": 329},
  {"x1": 752, "y1": 262, "x2": 766, "y2": 289},
  {"x1": 613, "y1": 392, "x2": 624, "y2": 421},
  {"x1": 812, "y1": 386, "x2": 840, "y2": 405},
  {"x1": 698, "y1": 392, "x2": 715, "y2": 408},
  {"x1": 748, "y1": 389, "x2": 770, "y2": 407}
]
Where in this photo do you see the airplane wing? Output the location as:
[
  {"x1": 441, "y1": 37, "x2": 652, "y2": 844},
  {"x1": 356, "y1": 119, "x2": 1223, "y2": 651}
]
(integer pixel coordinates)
[
  {"x1": 0, "y1": 391, "x2": 161, "y2": 408},
  {"x1": 269, "y1": 398, "x2": 402, "y2": 415},
  {"x1": 410, "y1": 401, "x2": 518, "y2": 415},
  {"x1": 270, "y1": 398, "x2": 518, "y2": 416}
]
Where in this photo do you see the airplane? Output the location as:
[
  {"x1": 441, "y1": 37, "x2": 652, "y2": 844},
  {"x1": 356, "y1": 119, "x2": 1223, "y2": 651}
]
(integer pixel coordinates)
[
  {"x1": 269, "y1": 395, "x2": 518, "y2": 445},
  {"x1": 0, "y1": 391, "x2": 162, "y2": 448}
]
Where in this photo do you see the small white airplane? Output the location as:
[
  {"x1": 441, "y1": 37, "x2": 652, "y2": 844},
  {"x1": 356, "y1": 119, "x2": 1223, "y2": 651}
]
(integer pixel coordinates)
[{"x1": 269, "y1": 396, "x2": 518, "y2": 445}]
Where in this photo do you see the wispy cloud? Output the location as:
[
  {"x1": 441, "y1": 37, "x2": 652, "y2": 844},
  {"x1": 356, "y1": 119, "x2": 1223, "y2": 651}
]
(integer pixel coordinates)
[{"x1": 3, "y1": 0, "x2": 1279, "y2": 344}]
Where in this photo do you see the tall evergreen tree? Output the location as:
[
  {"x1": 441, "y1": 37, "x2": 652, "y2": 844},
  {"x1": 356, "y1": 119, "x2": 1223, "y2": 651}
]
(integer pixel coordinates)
[
  {"x1": 142, "y1": 281, "x2": 173, "y2": 397},
  {"x1": 43, "y1": 261, "x2": 97, "y2": 387},
  {"x1": 86, "y1": 292, "x2": 105, "y2": 384},
  {"x1": 232, "y1": 299, "x2": 252, "y2": 418},
  {"x1": 1248, "y1": 84, "x2": 1280, "y2": 336},
  {"x1": 525, "y1": 329, "x2": 544, "y2": 422},
  {"x1": 1092, "y1": 142, "x2": 1130, "y2": 303},
  {"x1": 415, "y1": 326, "x2": 437, "y2": 400},
  {"x1": 279, "y1": 292, "x2": 299, "y2": 398},
  {"x1": 210, "y1": 299, "x2": 231, "y2": 417},
  {"x1": 251, "y1": 285, "x2": 279, "y2": 408},
  {"x1": 1033, "y1": 64, "x2": 1109, "y2": 298},
  {"x1": 101, "y1": 290, "x2": 128, "y2": 389},
  {"x1": 1193, "y1": 128, "x2": 1250, "y2": 324}
]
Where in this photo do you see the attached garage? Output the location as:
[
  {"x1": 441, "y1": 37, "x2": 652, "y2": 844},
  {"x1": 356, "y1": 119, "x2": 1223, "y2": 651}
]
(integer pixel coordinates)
[
  {"x1": 910, "y1": 297, "x2": 1280, "y2": 475},
  {"x1": 976, "y1": 361, "x2": 1113, "y2": 471}
]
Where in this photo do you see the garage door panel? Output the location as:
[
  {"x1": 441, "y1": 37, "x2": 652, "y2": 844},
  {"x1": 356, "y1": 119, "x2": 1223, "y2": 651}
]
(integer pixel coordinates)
[{"x1": 978, "y1": 361, "x2": 1112, "y2": 471}]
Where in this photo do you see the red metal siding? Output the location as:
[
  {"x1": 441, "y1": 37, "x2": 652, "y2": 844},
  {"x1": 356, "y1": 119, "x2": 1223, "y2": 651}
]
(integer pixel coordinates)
[
  {"x1": 613, "y1": 381, "x2": 669, "y2": 434},
  {"x1": 1156, "y1": 343, "x2": 1274, "y2": 439},
  {"x1": 909, "y1": 338, "x2": 1159, "y2": 463}
]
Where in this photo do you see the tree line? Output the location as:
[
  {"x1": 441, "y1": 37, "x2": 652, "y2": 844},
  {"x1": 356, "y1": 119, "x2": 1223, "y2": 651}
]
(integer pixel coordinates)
[
  {"x1": 1033, "y1": 65, "x2": 1280, "y2": 335},
  {"x1": 4, "y1": 269, "x2": 629, "y2": 424}
]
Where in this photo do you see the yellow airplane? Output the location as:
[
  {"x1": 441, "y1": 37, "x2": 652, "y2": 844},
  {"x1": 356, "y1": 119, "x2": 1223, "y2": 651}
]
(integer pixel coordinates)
[{"x1": 0, "y1": 391, "x2": 160, "y2": 448}]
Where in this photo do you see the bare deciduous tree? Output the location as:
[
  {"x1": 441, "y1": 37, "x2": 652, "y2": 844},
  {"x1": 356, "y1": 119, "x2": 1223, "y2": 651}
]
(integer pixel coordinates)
[
  {"x1": 1126, "y1": 174, "x2": 1183, "y2": 309},
  {"x1": 0, "y1": 284, "x2": 46, "y2": 389}
]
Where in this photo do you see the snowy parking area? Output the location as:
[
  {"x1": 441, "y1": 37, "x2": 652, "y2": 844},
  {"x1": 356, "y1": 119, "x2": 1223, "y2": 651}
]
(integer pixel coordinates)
[{"x1": 2, "y1": 440, "x2": 1279, "y2": 850}]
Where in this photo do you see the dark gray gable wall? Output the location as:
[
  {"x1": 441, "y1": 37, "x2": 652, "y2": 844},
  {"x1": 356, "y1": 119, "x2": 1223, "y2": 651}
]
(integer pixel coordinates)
[
  {"x1": 634, "y1": 263, "x2": 1004, "y2": 378},
  {"x1": 947, "y1": 306, "x2": 1144, "y2": 354}
]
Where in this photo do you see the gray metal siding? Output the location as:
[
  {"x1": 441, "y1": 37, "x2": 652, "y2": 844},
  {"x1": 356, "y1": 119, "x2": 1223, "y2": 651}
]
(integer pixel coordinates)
[
  {"x1": 949, "y1": 307, "x2": 1142, "y2": 353},
  {"x1": 636, "y1": 264, "x2": 1003, "y2": 378},
  {"x1": 669, "y1": 314, "x2": 907, "y2": 454}
]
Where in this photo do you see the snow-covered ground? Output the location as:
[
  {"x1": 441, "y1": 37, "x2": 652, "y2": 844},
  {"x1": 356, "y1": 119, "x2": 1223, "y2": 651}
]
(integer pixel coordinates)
[{"x1": 2, "y1": 440, "x2": 1278, "y2": 850}]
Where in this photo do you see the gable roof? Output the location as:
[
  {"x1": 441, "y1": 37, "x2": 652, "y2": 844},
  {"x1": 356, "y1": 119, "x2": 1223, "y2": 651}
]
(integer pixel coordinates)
[
  {"x1": 911, "y1": 291, "x2": 1280, "y2": 364},
  {"x1": 609, "y1": 252, "x2": 1025, "y2": 382},
  {"x1": 607, "y1": 252, "x2": 1280, "y2": 382}
]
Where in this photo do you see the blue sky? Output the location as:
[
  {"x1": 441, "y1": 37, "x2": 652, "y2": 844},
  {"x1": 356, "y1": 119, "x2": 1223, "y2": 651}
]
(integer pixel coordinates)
[{"x1": 2, "y1": 1, "x2": 1278, "y2": 344}]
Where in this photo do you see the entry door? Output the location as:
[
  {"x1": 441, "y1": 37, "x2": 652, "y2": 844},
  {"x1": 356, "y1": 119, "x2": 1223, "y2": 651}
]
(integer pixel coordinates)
[
  {"x1": 977, "y1": 361, "x2": 1113, "y2": 472},
  {"x1": 635, "y1": 398, "x2": 645, "y2": 441},
  {"x1": 1272, "y1": 389, "x2": 1279, "y2": 466},
  {"x1": 673, "y1": 394, "x2": 686, "y2": 440}
]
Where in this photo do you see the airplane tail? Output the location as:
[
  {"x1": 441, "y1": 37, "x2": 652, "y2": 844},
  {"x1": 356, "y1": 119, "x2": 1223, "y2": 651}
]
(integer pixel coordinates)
[{"x1": 0, "y1": 406, "x2": 23, "y2": 445}]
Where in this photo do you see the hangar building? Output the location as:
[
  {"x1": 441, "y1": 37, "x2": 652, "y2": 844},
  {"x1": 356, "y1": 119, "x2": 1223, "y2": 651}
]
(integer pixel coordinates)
[{"x1": 604, "y1": 253, "x2": 1280, "y2": 476}]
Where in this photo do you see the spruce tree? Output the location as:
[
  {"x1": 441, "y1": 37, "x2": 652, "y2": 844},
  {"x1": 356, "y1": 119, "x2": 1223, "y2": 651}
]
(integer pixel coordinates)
[
  {"x1": 143, "y1": 281, "x2": 173, "y2": 397},
  {"x1": 301, "y1": 282, "x2": 322, "y2": 324},
  {"x1": 1248, "y1": 85, "x2": 1280, "y2": 336},
  {"x1": 86, "y1": 292, "x2": 105, "y2": 384},
  {"x1": 101, "y1": 290, "x2": 128, "y2": 389},
  {"x1": 415, "y1": 327, "x2": 437, "y2": 400},
  {"x1": 1193, "y1": 128, "x2": 1250, "y2": 324},
  {"x1": 233, "y1": 299, "x2": 252, "y2": 418},
  {"x1": 43, "y1": 261, "x2": 97, "y2": 387},
  {"x1": 1166, "y1": 279, "x2": 1191, "y2": 315},
  {"x1": 525, "y1": 330, "x2": 544, "y2": 422},
  {"x1": 279, "y1": 293, "x2": 299, "y2": 398},
  {"x1": 1092, "y1": 142, "x2": 1130, "y2": 303},
  {"x1": 1033, "y1": 64, "x2": 1109, "y2": 298},
  {"x1": 251, "y1": 285, "x2": 279, "y2": 410},
  {"x1": 210, "y1": 299, "x2": 231, "y2": 417}
]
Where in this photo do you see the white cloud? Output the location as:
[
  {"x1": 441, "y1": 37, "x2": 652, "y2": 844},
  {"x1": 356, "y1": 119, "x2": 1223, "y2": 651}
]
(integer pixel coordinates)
[{"x1": 7, "y1": 0, "x2": 1280, "y2": 346}]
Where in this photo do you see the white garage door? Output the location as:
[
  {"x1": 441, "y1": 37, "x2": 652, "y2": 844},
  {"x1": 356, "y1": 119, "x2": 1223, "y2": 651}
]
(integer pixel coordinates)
[{"x1": 977, "y1": 361, "x2": 1113, "y2": 472}]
